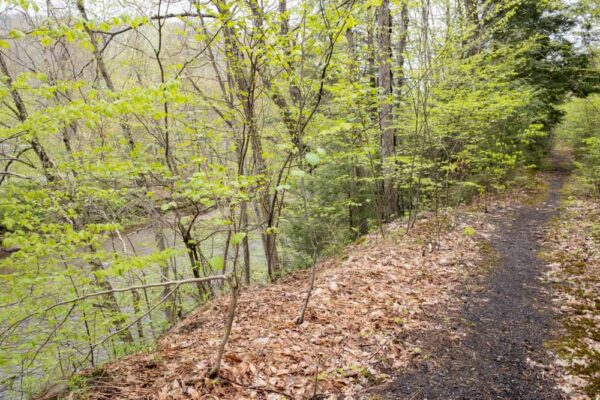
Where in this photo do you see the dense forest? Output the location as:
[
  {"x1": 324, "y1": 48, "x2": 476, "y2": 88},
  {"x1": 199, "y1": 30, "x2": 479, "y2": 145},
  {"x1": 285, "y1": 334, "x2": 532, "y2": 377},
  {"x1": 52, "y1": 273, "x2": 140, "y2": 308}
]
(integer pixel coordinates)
[{"x1": 0, "y1": 0, "x2": 598, "y2": 398}]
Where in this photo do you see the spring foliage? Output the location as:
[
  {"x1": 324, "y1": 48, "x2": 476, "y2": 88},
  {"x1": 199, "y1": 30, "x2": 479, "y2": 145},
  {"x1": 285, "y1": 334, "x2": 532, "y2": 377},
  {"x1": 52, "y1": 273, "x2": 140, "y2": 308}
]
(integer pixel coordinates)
[{"x1": 0, "y1": 0, "x2": 596, "y2": 396}]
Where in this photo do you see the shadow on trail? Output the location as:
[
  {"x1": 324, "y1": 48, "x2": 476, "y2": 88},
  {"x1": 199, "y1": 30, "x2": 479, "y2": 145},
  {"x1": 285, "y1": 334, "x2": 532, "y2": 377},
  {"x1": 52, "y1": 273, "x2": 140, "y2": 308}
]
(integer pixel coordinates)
[{"x1": 377, "y1": 172, "x2": 567, "y2": 400}]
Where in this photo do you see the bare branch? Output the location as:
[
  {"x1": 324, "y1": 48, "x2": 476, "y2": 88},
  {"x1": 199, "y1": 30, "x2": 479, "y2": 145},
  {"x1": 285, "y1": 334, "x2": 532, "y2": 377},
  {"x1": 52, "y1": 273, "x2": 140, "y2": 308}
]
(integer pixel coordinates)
[
  {"x1": 48, "y1": 276, "x2": 227, "y2": 310},
  {"x1": 92, "y1": 12, "x2": 217, "y2": 37},
  {"x1": 0, "y1": 276, "x2": 227, "y2": 343},
  {"x1": 0, "y1": 171, "x2": 34, "y2": 180}
]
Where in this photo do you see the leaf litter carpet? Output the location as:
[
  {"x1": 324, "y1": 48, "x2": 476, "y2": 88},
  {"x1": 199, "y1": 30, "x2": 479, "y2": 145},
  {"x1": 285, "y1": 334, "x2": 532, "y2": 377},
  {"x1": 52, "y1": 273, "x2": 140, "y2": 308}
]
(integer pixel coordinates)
[{"x1": 81, "y1": 188, "x2": 555, "y2": 400}]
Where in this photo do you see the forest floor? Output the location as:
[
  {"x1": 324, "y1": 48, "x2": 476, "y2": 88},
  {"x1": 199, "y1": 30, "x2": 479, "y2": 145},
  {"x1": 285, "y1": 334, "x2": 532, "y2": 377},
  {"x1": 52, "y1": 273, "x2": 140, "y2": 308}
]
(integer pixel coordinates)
[
  {"x1": 373, "y1": 172, "x2": 567, "y2": 399},
  {"x1": 61, "y1": 163, "x2": 598, "y2": 400}
]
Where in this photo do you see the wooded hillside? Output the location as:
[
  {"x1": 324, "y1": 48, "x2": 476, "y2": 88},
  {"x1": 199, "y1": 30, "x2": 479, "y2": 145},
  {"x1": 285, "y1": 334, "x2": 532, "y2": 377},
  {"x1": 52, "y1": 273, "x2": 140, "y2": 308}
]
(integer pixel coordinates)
[{"x1": 0, "y1": 0, "x2": 598, "y2": 398}]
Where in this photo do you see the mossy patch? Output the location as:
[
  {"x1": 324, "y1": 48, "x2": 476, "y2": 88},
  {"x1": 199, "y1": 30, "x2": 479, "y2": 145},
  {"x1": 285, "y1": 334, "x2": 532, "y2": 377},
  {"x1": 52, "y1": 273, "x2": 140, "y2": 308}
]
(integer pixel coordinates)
[
  {"x1": 546, "y1": 316, "x2": 600, "y2": 398},
  {"x1": 543, "y1": 177, "x2": 600, "y2": 398},
  {"x1": 476, "y1": 240, "x2": 501, "y2": 273}
]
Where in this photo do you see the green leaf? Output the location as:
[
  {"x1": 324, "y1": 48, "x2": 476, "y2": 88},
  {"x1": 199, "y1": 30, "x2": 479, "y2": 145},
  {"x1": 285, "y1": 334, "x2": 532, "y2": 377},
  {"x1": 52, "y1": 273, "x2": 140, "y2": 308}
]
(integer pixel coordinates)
[
  {"x1": 3, "y1": 217, "x2": 15, "y2": 230},
  {"x1": 231, "y1": 232, "x2": 246, "y2": 246},
  {"x1": 160, "y1": 201, "x2": 177, "y2": 211},
  {"x1": 9, "y1": 30, "x2": 24, "y2": 39},
  {"x1": 305, "y1": 152, "x2": 320, "y2": 166},
  {"x1": 209, "y1": 256, "x2": 224, "y2": 271},
  {"x1": 291, "y1": 169, "x2": 307, "y2": 178}
]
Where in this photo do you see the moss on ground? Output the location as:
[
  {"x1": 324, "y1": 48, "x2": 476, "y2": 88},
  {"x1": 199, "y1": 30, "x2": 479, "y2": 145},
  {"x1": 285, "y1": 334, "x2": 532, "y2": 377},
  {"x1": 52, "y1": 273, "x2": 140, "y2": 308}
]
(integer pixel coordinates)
[{"x1": 543, "y1": 178, "x2": 600, "y2": 398}]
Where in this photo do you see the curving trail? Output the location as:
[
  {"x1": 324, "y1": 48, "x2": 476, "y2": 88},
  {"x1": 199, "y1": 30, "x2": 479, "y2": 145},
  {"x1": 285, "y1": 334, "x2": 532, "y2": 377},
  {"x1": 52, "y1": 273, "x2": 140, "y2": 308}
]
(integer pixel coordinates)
[{"x1": 378, "y1": 173, "x2": 566, "y2": 400}]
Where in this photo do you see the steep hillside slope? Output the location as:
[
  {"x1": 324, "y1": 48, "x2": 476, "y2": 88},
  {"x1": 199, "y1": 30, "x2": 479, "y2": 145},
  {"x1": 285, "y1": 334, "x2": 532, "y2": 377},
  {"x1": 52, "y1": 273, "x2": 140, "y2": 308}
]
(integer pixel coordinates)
[{"x1": 61, "y1": 177, "x2": 572, "y2": 400}]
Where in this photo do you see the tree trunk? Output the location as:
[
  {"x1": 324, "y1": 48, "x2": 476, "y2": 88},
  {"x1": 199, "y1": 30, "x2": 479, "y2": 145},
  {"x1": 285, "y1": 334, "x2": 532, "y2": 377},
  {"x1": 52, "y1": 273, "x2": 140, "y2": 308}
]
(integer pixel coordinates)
[
  {"x1": 249, "y1": 123, "x2": 282, "y2": 281},
  {"x1": 155, "y1": 228, "x2": 175, "y2": 324},
  {"x1": 89, "y1": 255, "x2": 134, "y2": 343},
  {"x1": 377, "y1": 0, "x2": 399, "y2": 221},
  {"x1": 345, "y1": 28, "x2": 369, "y2": 237},
  {"x1": 240, "y1": 202, "x2": 251, "y2": 285},
  {"x1": 76, "y1": 0, "x2": 136, "y2": 151},
  {"x1": 463, "y1": 0, "x2": 478, "y2": 26},
  {"x1": 0, "y1": 52, "x2": 58, "y2": 182},
  {"x1": 218, "y1": 0, "x2": 283, "y2": 281},
  {"x1": 130, "y1": 285, "x2": 144, "y2": 340}
]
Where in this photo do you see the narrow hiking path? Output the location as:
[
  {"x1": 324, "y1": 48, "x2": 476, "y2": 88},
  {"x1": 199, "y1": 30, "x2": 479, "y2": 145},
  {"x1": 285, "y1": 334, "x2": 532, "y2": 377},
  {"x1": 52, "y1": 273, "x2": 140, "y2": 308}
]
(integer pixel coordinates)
[{"x1": 378, "y1": 172, "x2": 567, "y2": 400}]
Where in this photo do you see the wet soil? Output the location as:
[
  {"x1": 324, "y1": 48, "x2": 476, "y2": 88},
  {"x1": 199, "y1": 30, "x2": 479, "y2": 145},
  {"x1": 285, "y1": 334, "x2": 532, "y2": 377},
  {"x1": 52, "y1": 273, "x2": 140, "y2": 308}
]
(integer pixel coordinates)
[{"x1": 376, "y1": 174, "x2": 566, "y2": 399}]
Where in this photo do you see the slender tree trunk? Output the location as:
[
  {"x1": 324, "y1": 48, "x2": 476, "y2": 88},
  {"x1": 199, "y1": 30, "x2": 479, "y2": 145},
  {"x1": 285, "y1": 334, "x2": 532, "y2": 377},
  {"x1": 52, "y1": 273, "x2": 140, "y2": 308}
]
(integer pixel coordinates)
[
  {"x1": 248, "y1": 120, "x2": 282, "y2": 281},
  {"x1": 181, "y1": 229, "x2": 210, "y2": 299},
  {"x1": 377, "y1": 0, "x2": 399, "y2": 221},
  {"x1": 463, "y1": 0, "x2": 483, "y2": 54},
  {"x1": 0, "y1": 52, "x2": 58, "y2": 182},
  {"x1": 240, "y1": 202, "x2": 251, "y2": 285},
  {"x1": 130, "y1": 284, "x2": 144, "y2": 340},
  {"x1": 89, "y1": 255, "x2": 134, "y2": 343},
  {"x1": 155, "y1": 228, "x2": 175, "y2": 324},
  {"x1": 395, "y1": 3, "x2": 410, "y2": 92},
  {"x1": 218, "y1": 0, "x2": 283, "y2": 280},
  {"x1": 463, "y1": 0, "x2": 478, "y2": 26},
  {"x1": 208, "y1": 277, "x2": 239, "y2": 378},
  {"x1": 346, "y1": 28, "x2": 369, "y2": 236},
  {"x1": 76, "y1": 0, "x2": 135, "y2": 151}
]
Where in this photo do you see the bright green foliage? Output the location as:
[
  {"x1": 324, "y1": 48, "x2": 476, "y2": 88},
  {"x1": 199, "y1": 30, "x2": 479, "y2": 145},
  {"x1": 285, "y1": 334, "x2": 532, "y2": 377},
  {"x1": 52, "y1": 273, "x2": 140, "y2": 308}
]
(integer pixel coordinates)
[
  {"x1": 555, "y1": 95, "x2": 600, "y2": 195},
  {"x1": 0, "y1": 0, "x2": 595, "y2": 396}
]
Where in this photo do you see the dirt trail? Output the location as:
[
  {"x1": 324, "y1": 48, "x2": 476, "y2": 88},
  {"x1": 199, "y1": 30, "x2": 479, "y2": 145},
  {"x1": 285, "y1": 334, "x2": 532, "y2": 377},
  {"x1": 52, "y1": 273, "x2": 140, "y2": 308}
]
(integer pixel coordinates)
[{"x1": 378, "y1": 173, "x2": 566, "y2": 400}]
